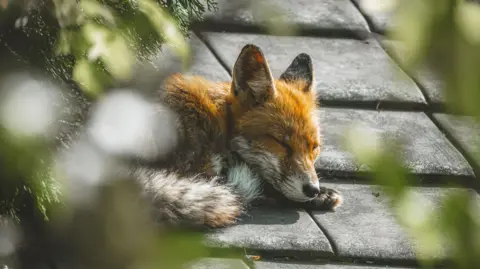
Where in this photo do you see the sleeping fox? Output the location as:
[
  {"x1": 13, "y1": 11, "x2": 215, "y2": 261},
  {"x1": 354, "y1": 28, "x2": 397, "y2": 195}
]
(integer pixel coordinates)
[{"x1": 119, "y1": 44, "x2": 343, "y2": 228}]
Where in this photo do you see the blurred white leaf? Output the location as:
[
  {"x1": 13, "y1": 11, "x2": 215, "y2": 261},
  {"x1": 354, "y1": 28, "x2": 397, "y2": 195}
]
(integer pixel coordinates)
[
  {"x1": 14, "y1": 16, "x2": 28, "y2": 29},
  {"x1": 55, "y1": 138, "x2": 115, "y2": 206},
  {"x1": 0, "y1": 218, "x2": 20, "y2": 257},
  {"x1": 83, "y1": 23, "x2": 109, "y2": 61},
  {"x1": 359, "y1": 0, "x2": 398, "y2": 13},
  {"x1": 0, "y1": 73, "x2": 63, "y2": 138},
  {"x1": 87, "y1": 89, "x2": 178, "y2": 160},
  {"x1": 344, "y1": 124, "x2": 383, "y2": 165},
  {"x1": 455, "y1": 2, "x2": 480, "y2": 45},
  {"x1": 395, "y1": 190, "x2": 432, "y2": 228}
]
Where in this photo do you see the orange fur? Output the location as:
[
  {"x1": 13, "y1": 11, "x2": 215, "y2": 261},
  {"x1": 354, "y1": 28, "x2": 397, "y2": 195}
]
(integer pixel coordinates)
[
  {"x1": 160, "y1": 75, "x2": 321, "y2": 183},
  {"x1": 153, "y1": 44, "x2": 342, "y2": 215}
]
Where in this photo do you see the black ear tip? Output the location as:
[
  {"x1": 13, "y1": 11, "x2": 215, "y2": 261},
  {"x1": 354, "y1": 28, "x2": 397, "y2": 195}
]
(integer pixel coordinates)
[
  {"x1": 241, "y1": 44, "x2": 263, "y2": 54},
  {"x1": 280, "y1": 52, "x2": 314, "y2": 85},
  {"x1": 294, "y1": 53, "x2": 312, "y2": 65}
]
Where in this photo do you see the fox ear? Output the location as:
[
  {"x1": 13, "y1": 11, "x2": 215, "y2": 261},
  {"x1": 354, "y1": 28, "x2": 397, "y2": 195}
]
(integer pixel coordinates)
[
  {"x1": 232, "y1": 44, "x2": 276, "y2": 107},
  {"x1": 279, "y1": 53, "x2": 314, "y2": 92}
]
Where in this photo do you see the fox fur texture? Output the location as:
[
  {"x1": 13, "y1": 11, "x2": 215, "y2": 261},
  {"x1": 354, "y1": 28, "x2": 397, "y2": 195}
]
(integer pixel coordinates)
[{"x1": 63, "y1": 44, "x2": 343, "y2": 229}]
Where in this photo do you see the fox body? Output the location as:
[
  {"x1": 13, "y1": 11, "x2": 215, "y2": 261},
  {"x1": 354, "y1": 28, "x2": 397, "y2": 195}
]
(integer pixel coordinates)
[
  {"x1": 125, "y1": 44, "x2": 343, "y2": 228},
  {"x1": 61, "y1": 44, "x2": 343, "y2": 228}
]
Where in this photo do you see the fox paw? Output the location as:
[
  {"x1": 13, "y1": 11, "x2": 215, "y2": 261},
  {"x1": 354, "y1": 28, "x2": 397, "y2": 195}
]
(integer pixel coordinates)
[{"x1": 306, "y1": 187, "x2": 343, "y2": 211}]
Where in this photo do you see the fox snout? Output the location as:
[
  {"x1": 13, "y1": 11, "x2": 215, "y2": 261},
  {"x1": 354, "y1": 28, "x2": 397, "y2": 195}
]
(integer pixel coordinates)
[
  {"x1": 302, "y1": 182, "x2": 320, "y2": 198},
  {"x1": 298, "y1": 160, "x2": 320, "y2": 198},
  {"x1": 298, "y1": 170, "x2": 321, "y2": 197},
  {"x1": 272, "y1": 169, "x2": 319, "y2": 202}
]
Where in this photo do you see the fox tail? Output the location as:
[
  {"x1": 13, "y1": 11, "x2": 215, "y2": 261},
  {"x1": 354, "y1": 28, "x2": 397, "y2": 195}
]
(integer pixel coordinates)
[{"x1": 133, "y1": 163, "x2": 263, "y2": 228}]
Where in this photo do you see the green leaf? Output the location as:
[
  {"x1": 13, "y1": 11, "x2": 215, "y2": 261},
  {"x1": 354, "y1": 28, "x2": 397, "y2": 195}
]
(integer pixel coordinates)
[
  {"x1": 250, "y1": 0, "x2": 299, "y2": 36},
  {"x1": 55, "y1": 29, "x2": 72, "y2": 56},
  {"x1": 343, "y1": 126, "x2": 410, "y2": 200},
  {"x1": 436, "y1": 191, "x2": 480, "y2": 267},
  {"x1": 80, "y1": 0, "x2": 116, "y2": 25},
  {"x1": 390, "y1": 0, "x2": 449, "y2": 69},
  {"x1": 119, "y1": 11, "x2": 164, "y2": 59},
  {"x1": 0, "y1": 131, "x2": 60, "y2": 222},
  {"x1": 52, "y1": 0, "x2": 81, "y2": 28},
  {"x1": 138, "y1": 0, "x2": 191, "y2": 69},
  {"x1": 103, "y1": 32, "x2": 135, "y2": 81},
  {"x1": 82, "y1": 23, "x2": 134, "y2": 81},
  {"x1": 455, "y1": 2, "x2": 480, "y2": 45},
  {"x1": 73, "y1": 59, "x2": 106, "y2": 97},
  {"x1": 82, "y1": 22, "x2": 109, "y2": 60}
]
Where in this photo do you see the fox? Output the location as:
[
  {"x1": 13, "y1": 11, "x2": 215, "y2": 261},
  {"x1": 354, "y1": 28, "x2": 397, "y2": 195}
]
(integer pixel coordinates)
[
  {"x1": 57, "y1": 44, "x2": 343, "y2": 229},
  {"x1": 117, "y1": 44, "x2": 344, "y2": 229}
]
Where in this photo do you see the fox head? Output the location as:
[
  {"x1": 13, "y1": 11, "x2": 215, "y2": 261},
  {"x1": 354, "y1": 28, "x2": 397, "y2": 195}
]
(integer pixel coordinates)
[{"x1": 227, "y1": 44, "x2": 322, "y2": 203}]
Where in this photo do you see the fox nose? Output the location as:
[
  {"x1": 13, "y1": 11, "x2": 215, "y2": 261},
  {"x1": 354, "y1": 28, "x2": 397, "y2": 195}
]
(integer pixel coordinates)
[{"x1": 302, "y1": 183, "x2": 320, "y2": 198}]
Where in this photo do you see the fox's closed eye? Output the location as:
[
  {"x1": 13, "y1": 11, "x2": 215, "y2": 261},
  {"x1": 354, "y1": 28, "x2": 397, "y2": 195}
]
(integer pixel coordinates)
[{"x1": 267, "y1": 134, "x2": 292, "y2": 154}]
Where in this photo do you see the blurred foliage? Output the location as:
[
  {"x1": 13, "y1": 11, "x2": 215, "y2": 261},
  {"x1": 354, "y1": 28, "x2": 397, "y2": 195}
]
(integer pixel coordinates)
[
  {"x1": 390, "y1": 0, "x2": 480, "y2": 119},
  {"x1": 0, "y1": 0, "x2": 479, "y2": 268},
  {"x1": 43, "y1": 177, "x2": 240, "y2": 269},
  {"x1": 0, "y1": 0, "x2": 217, "y2": 221},
  {"x1": 0, "y1": 129, "x2": 60, "y2": 223},
  {"x1": 348, "y1": 0, "x2": 480, "y2": 268},
  {"x1": 0, "y1": 0, "x2": 217, "y2": 96},
  {"x1": 0, "y1": 1, "x2": 236, "y2": 268}
]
